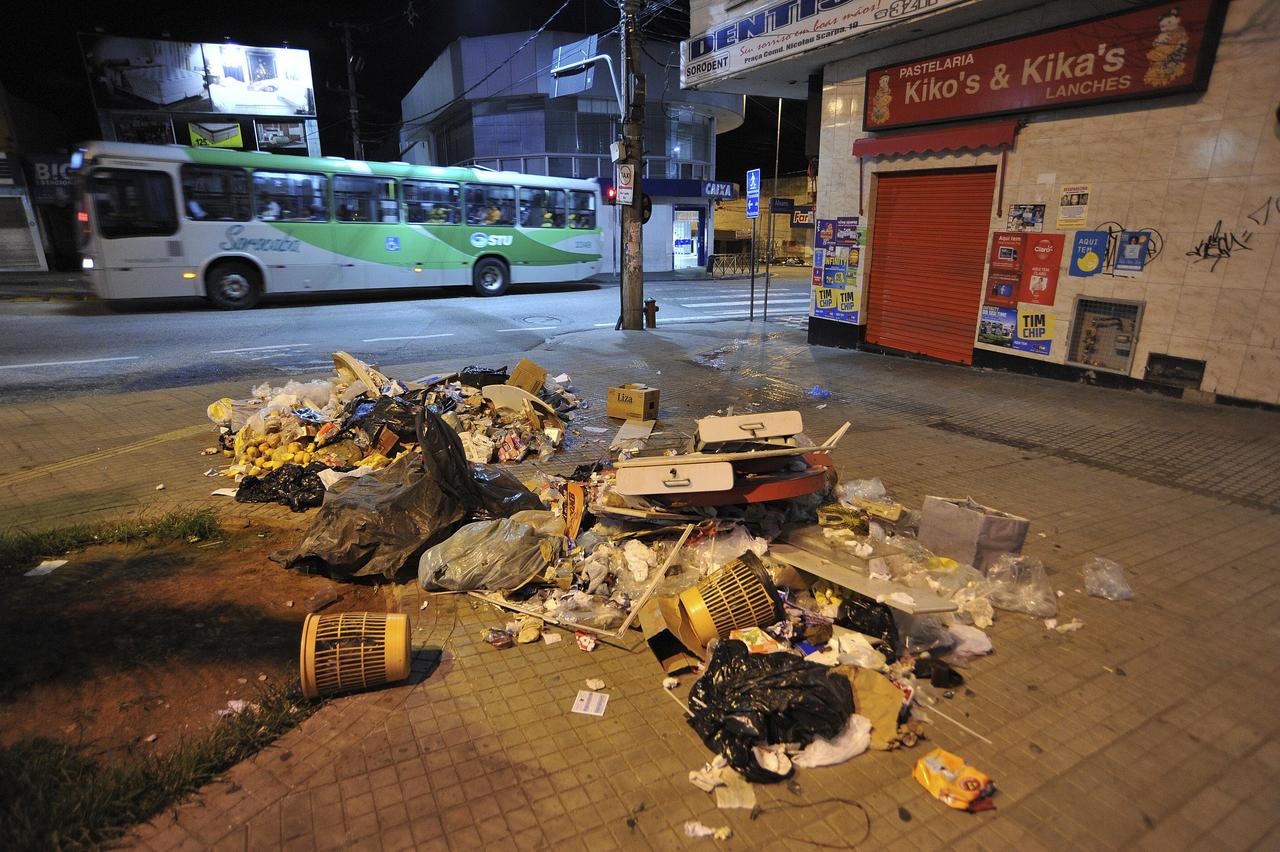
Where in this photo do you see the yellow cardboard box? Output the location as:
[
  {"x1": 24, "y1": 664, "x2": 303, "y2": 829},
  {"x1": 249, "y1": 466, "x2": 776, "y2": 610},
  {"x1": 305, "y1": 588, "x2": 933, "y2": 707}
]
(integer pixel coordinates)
[{"x1": 607, "y1": 383, "x2": 659, "y2": 421}]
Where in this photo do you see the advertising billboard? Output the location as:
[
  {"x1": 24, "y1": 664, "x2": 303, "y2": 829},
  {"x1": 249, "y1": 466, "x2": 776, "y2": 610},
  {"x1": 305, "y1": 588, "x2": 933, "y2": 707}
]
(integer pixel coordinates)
[{"x1": 80, "y1": 34, "x2": 316, "y2": 117}]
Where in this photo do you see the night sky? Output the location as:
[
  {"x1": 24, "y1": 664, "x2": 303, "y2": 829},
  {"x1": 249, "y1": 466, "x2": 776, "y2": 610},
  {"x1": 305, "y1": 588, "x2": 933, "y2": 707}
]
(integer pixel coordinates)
[{"x1": 1, "y1": 0, "x2": 807, "y2": 182}]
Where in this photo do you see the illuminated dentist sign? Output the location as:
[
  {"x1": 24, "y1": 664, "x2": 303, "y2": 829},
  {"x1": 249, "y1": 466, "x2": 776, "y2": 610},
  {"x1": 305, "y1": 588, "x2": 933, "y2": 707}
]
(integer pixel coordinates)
[{"x1": 680, "y1": 0, "x2": 966, "y2": 89}]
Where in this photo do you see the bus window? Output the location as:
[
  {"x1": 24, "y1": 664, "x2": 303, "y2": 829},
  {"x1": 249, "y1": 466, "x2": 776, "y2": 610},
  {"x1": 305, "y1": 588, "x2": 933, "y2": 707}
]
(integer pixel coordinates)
[
  {"x1": 568, "y1": 190, "x2": 596, "y2": 229},
  {"x1": 89, "y1": 169, "x2": 178, "y2": 239},
  {"x1": 181, "y1": 165, "x2": 250, "y2": 221},
  {"x1": 519, "y1": 188, "x2": 565, "y2": 228},
  {"x1": 334, "y1": 175, "x2": 398, "y2": 223},
  {"x1": 404, "y1": 179, "x2": 459, "y2": 224},
  {"x1": 465, "y1": 185, "x2": 516, "y2": 226},
  {"x1": 252, "y1": 171, "x2": 328, "y2": 222}
]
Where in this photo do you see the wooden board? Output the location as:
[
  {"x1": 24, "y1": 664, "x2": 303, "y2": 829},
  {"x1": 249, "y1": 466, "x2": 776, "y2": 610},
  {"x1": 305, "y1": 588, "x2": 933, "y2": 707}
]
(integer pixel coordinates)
[
  {"x1": 615, "y1": 421, "x2": 850, "y2": 469},
  {"x1": 769, "y1": 542, "x2": 957, "y2": 615}
]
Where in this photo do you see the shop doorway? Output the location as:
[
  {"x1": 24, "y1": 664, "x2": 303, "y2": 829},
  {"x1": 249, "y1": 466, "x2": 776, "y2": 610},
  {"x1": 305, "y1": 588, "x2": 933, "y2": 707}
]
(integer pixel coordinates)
[
  {"x1": 673, "y1": 207, "x2": 703, "y2": 270},
  {"x1": 865, "y1": 167, "x2": 995, "y2": 364}
]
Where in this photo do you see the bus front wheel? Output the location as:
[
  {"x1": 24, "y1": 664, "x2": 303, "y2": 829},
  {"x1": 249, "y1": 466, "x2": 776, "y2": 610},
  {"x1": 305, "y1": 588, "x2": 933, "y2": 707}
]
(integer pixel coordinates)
[
  {"x1": 472, "y1": 257, "x2": 509, "y2": 296},
  {"x1": 206, "y1": 260, "x2": 261, "y2": 310}
]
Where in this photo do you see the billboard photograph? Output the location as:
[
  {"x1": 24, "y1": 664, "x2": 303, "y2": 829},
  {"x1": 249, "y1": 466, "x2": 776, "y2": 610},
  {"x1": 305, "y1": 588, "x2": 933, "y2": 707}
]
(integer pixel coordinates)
[
  {"x1": 81, "y1": 35, "x2": 212, "y2": 111},
  {"x1": 110, "y1": 111, "x2": 176, "y2": 145},
  {"x1": 80, "y1": 34, "x2": 316, "y2": 118}
]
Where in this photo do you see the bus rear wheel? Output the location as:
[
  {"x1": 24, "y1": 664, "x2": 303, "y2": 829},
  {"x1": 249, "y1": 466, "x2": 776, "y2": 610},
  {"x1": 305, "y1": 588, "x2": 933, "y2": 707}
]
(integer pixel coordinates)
[
  {"x1": 206, "y1": 260, "x2": 261, "y2": 310},
  {"x1": 472, "y1": 257, "x2": 509, "y2": 296}
]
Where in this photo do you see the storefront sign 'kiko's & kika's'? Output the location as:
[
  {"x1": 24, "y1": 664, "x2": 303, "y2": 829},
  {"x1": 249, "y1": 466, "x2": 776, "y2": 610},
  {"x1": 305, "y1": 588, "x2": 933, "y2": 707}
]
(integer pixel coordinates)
[{"x1": 863, "y1": 0, "x2": 1227, "y2": 131}]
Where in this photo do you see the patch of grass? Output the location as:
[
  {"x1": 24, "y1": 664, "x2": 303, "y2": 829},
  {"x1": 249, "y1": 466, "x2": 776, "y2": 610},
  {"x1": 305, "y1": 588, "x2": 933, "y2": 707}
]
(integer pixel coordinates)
[
  {"x1": 0, "y1": 686, "x2": 319, "y2": 850},
  {"x1": 0, "y1": 510, "x2": 221, "y2": 577}
]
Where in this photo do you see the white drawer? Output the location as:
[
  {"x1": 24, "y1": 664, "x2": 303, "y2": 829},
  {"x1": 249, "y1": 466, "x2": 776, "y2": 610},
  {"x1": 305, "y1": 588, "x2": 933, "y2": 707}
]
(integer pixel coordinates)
[
  {"x1": 696, "y1": 410, "x2": 803, "y2": 444},
  {"x1": 614, "y1": 461, "x2": 735, "y2": 496}
]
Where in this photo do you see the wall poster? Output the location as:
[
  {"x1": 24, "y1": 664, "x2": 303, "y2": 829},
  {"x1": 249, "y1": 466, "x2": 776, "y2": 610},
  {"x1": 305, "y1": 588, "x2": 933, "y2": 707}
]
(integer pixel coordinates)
[
  {"x1": 1115, "y1": 230, "x2": 1152, "y2": 274},
  {"x1": 810, "y1": 217, "x2": 863, "y2": 325},
  {"x1": 1070, "y1": 230, "x2": 1109, "y2": 277},
  {"x1": 1057, "y1": 184, "x2": 1091, "y2": 228},
  {"x1": 979, "y1": 231, "x2": 1064, "y2": 357},
  {"x1": 1007, "y1": 203, "x2": 1045, "y2": 232}
]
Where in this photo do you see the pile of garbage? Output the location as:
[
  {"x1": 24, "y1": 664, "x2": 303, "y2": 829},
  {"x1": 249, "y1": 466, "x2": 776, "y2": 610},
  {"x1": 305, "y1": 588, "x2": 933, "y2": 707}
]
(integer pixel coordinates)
[
  {"x1": 204, "y1": 354, "x2": 576, "y2": 511},
  {"x1": 401, "y1": 409, "x2": 1136, "y2": 815},
  {"x1": 238, "y1": 392, "x2": 1135, "y2": 818}
]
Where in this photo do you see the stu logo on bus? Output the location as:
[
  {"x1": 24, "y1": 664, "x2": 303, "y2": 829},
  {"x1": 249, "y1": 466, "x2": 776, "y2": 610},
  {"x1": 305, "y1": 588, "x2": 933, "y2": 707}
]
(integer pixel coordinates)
[
  {"x1": 219, "y1": 225, "x2": 302, "y2": 253},
  {"x1": 470, "y1": 232, "x2": 514, "y2": 248}
]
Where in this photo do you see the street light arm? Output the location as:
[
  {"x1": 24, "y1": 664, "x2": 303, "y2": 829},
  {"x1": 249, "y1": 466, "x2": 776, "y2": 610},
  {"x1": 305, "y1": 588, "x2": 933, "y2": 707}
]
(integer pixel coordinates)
[{"x1": 550, "y1": 53, "x2": 625, "y2": 118}]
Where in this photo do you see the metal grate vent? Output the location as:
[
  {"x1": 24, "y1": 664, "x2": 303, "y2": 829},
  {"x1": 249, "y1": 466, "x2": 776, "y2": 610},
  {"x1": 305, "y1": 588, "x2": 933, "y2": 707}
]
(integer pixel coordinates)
[{"x1": 1066, "y1": 297, "x2": 1144, "y2": 374}]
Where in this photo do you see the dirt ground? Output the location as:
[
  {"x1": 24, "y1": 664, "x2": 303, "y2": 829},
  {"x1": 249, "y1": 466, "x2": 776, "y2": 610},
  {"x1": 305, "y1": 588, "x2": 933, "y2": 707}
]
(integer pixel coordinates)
[{"x1": 0, "y1": 521, "x2": 391, "y2": 758}]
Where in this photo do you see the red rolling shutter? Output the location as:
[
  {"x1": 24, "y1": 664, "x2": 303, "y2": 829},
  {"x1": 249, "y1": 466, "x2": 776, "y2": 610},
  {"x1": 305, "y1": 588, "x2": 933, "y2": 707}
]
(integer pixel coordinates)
[{"x1": 864, "y1": 167, "x2": 995, "y2": 364}]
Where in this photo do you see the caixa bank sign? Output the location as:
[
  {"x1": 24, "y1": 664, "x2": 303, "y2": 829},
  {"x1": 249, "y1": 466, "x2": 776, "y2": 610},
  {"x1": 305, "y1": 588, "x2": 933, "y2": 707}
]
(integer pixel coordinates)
[
  {"x1": 681, "y1": 0, "x2": 965, "y2": 88},
  {"x1": 470, "y1": 232, "x2": 514, "y2": 248}
]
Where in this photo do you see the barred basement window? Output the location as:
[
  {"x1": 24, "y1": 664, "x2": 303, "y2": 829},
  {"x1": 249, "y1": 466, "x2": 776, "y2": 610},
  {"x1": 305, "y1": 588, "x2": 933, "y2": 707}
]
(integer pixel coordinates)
[{"x1": 1065, "y1": 297, "x2": 1144, "y2": 375}]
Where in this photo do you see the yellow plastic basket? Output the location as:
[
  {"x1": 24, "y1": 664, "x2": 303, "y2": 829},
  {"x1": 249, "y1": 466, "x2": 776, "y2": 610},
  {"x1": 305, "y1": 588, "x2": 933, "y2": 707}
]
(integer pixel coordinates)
[
  {"x1": 300, "y1": 612, "x2": 411, "y2": 699},
  {"x1": 678, "y1": 554, "x2": 783, "y2": 648}
]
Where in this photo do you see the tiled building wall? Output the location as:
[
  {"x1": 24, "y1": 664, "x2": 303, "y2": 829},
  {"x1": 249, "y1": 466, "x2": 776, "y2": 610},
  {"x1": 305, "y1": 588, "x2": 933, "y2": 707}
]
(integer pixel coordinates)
[{"x1": 817, "y1": 0, "x2": 1280, "y2": 404}]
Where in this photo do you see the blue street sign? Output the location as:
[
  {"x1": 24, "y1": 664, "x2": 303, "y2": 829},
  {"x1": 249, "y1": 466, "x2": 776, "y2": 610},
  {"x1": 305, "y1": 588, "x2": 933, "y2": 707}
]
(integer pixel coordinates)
[{"x1": 746, "y1": 168, "x2": 761, "y2": 219}]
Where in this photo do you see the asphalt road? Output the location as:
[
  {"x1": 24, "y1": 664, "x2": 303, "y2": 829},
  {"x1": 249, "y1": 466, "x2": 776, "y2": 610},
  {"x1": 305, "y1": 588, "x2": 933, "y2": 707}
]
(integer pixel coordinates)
[{"x1": 0, "y1": 271, "x2": 812, "y2": 403}]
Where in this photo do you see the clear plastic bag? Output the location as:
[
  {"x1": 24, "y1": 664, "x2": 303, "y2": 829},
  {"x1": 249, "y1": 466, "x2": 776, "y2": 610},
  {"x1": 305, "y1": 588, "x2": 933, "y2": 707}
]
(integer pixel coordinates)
[
  {"x1": 683, "y1": 526, "x2": 769, "y2": 576},
  {"x1": 419, "y1": 511, "x2": 560, "y2": 591},
  {"x1": 836, "y1": 478, "x2": 888, "y2": 504},
  {"x1": 1082, "y1": 556, "x2": 1133, "y2": 601},
  {"x1": 895, "y1": 612, "x2": 955, "y2": 657},
  {"x1": 987, "y1": 555, "x2": 1057, "y2": 618}
]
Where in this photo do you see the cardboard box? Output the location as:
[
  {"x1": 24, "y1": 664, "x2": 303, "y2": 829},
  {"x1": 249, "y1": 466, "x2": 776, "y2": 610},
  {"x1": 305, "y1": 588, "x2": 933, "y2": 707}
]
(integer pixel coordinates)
[
  {"x1": 638, "y1": 596, "x2": 704, "y2": 674},
  {"x1": 506, "y1": 358, "x2": 547, "y2": 395},
  {"x1": 607, "y1": 383, "x2": 659, "y2": 421},
  {"x1": 918, "y1": 496, "x2": 1029, "y2": 572}
]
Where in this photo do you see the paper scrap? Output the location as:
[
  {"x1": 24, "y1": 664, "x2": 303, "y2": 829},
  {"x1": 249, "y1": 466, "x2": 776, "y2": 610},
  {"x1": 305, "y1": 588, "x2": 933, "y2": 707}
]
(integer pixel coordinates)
[
  {"x1": 553, "y1": 373, "x2": 571, "y2": 384},
  {"x1": 714, "y1": 772, "x2": 758, "y2": 810},
  {"x1": 542, "y1": 632, "x2": 562, "y2": 645},
  {"x1": 684, "y1": 821, "x2": 732, "y2": 840},
  {"x1": 571, "y1": 690, "x2": 609, "y2": 716},
  {"x1": 24, "y1": 559, "x2": 67, "y2": 577},
  {"x1": 610, "y1": 418, "x2": 655, "y2": 450},
  {"x1": 581, "y1": 426, "x2": 610, "y2": 434},
  {"x1": 585, "y1": 678, "x2": 606, "y2": 690},
  {"x1": 211, "y1": 487, "x2": 238, "y2": 497}
]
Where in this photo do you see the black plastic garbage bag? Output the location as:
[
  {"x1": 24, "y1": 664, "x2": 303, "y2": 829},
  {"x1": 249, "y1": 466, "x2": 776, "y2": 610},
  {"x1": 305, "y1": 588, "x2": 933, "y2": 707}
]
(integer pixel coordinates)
[
  {"x1": 276, "y1": 407, "x2": 540, "y2": 580},
  {"x1": 235, "y1": 462, "x2": 326, "y2": 512},
  {"x1": 836, "y1": 593, "x2": 900, "y2": 661},
  {"x1": 687, "y1": 640, "x2": 854, "y2": 783},
  {"x1": 459, "y1": 365, "x2": 509, "y2": 389}
]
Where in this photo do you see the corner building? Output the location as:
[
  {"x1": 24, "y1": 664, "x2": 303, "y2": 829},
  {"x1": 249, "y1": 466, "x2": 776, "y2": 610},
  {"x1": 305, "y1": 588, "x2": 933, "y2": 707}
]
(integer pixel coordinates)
[{"x1": 683, "y1": 0, "x2": 1280, "y2": 405}]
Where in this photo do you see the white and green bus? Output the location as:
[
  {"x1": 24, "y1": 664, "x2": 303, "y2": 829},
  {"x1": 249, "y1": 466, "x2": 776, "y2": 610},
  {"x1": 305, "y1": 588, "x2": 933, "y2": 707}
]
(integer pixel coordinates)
[{"x1": 74, "y1": 141, "x2": 602, "y2": 309}]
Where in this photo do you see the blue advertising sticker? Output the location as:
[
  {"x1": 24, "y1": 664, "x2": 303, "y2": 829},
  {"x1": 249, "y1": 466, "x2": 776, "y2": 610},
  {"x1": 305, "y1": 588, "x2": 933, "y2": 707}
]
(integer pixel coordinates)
[
  {"x1": 1069, "y1": 230, "x2": 1108, "y2": 277},
  {"x1": 1114, "y1": 231, "x2": 1151, "y2": 273}
]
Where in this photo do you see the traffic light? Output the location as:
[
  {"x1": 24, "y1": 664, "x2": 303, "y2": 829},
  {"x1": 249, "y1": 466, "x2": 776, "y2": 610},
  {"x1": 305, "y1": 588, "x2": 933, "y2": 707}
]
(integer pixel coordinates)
[
  {"x1": 605, "y1": 185, "x2": 617, "y2": 204},
  {"x1": 641, "y1": 193, "x2": 652, "y2": 224}
]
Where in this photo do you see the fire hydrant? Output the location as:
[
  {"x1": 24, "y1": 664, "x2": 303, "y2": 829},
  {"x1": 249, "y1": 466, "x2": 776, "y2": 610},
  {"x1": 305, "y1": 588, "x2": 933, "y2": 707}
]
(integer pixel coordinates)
[{"x1": 644, "y1": 298, "x2": 659, "y2": 328}]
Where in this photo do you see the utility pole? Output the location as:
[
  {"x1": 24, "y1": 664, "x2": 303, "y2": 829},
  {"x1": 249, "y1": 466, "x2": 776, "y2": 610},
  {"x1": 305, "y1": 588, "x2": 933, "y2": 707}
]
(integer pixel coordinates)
[
  {"x1": 619, "y1": 0, "x2": 645, "y2": 330},
  {"x1": 333, "y1": 21, "x2": 364, "y2": 160},
  {"x1": 764, "y1": 97, "x2": 782, "y2": 318}
]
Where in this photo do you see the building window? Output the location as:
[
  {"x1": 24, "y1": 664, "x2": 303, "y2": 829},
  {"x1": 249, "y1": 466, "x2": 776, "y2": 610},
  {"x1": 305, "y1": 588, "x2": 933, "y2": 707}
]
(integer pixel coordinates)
[
  {"x1": 252, "y1": 171, "x2": 328, "y2": 221},
  {"x1": 89, "y1": 168, "x2": 178, "y2": 239},
  {"x1": 568, "y1": 190, "x2": 595, "y2": 230},
  {"x1": 404, "y1": 179, "x2": 459, "y2": 224},
  {"x1": 465, "y1": 184, "x2": 516, "y2": 226},
  {"x1": 519, "y1": 188, "x2": 565, "y2": 228},
  {"x1": 334, "y1": 175, "x2": 398, "y2": 223},
  {"x1": 181, "y1": 165, "x2": 250, "y2": 221}
]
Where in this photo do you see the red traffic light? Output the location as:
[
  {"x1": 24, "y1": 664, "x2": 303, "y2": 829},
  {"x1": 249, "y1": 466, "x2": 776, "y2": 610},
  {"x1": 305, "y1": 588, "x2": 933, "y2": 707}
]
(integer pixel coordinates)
[{"x1": 605, "y1": 186, "x2": 617, "y2": 202}]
